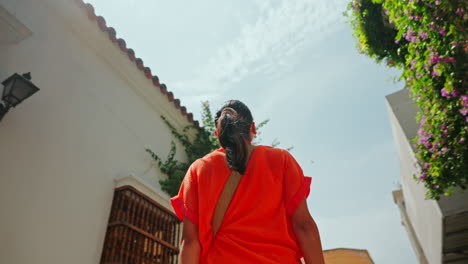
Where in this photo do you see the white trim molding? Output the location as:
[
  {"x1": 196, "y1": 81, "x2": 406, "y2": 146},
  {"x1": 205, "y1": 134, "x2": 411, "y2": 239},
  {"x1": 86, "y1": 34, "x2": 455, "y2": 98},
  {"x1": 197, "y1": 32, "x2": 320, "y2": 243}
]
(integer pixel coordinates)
[
  {"x1": 0, "y1": 6, "x2": 32, "y2": 45},
  {"x1": 114, "y1": 174, "x2": 173, "y2": 212}
]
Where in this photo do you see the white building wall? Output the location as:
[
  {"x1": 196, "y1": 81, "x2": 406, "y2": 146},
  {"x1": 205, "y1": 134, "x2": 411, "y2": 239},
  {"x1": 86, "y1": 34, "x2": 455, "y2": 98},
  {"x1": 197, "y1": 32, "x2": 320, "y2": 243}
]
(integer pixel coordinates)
[
  {"x1": 386, "y1": 90, "x2": 443, "y2": 264},
  {"x1": 0, "y1": 1, "x2": 190, "y2": 263}
]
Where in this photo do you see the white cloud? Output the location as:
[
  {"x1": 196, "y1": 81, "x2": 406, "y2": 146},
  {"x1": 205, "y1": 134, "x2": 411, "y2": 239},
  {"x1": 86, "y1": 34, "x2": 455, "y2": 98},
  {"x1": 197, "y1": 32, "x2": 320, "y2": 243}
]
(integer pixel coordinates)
[
  {"x1": 173, "y1": 0, "x2": 346, "y2": 95},
  {"x1": 205, "y1": 0, "x2": 344, "y2": 83}
]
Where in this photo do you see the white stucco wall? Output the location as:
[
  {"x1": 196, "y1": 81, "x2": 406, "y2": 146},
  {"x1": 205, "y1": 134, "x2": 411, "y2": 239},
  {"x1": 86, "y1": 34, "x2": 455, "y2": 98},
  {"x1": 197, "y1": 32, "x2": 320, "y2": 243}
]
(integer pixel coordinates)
[
  {"x1": 392, "y1": 190, "x2": 429, "y2": 264},
  {"x1": 386, "y1": 90, "x2": 443, "y2": 264},
  {"x1": 0, "y1": 1, "x2": 191, "y2": 263}
]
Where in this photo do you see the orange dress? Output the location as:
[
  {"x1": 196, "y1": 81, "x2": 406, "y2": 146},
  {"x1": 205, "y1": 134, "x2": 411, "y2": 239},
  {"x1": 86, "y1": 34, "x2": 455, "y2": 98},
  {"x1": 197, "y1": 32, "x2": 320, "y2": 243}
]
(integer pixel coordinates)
[{"x1": 171, "y1": 145, "x2": 312, "y2": 264}]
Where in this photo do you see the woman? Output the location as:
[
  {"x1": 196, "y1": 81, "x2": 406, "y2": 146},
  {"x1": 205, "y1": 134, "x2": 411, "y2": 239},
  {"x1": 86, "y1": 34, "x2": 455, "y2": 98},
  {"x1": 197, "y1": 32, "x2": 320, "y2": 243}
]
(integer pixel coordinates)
[{"x1": 171, "y1": 100, "x2": 324, "y2": 264}]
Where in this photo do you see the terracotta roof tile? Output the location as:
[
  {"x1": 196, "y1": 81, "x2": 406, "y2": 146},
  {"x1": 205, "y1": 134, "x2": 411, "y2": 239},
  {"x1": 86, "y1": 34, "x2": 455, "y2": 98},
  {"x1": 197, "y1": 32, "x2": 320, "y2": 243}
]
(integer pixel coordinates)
[
  {"x1": 174, "y1": 99, "x2": 181, "y2": 109},
  {"x1": 187, "y1": 113, "x2": 194, "y2": 122},
  {"x1": 117, "y1": 38, "x2": 127, "y2": 52},
  {"x1": 96, "y1": 16, "x2": 106, "y2": 31},
  {"x1": 180, "y1": 106, "x2": 187, "y2": 116},
  {"x1": 106, "y1": 27, "x2": 117, "y2": 42},
  {"x1": 167, "y1": 92, "x2": 174, "y2": 102},
  {"x1": 159, "y1": 84, "x2": 168, "y2": 94},
  {"x1": 134, "y1": 58, "x2": 144, "y2": 70},
  {"x1": 75, "y1": 0, "x2": 199, "y2": 128},
  {"x1": 152, "y1": 76, "x2": 160, "y2": 86},
  {"x1": 84, "y1": 3, "x2": 96, "y2": 20},
  {"x1": 126, "y1": 48, "x2": 136, "y2": 61},
  {"x1": 143, "y1": 67, "x2": 152, "y2": 79}
]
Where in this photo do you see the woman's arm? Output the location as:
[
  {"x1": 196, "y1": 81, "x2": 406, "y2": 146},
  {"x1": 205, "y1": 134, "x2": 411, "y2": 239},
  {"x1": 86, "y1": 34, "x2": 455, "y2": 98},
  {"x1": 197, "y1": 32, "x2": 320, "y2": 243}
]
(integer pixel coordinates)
[
  {"x1": 291, "y1": 199, "x2": 325, "y2": 264},
  {"x1": 178, "y1": 217, "x2": 200, "y2": 264}
]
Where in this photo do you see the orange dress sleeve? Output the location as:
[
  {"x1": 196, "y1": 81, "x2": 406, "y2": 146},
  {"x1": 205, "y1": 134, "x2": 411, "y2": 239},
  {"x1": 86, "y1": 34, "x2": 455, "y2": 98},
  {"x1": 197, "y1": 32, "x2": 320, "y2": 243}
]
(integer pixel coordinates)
[
  {"x1": 170, "y1": 163, "x2": 199, "y2": 225},
  {"x1": 283, "y1": 150, "x2": 312, "y2": 216}
]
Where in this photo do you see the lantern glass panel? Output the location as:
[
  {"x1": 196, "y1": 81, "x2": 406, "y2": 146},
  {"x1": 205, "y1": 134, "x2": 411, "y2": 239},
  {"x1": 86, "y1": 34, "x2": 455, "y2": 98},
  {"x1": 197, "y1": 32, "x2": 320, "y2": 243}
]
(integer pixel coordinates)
[
  {"x1": 2, "y1": 76, "x2": 16, "y2": 100},
  {"x1": 2, "y1": 75, "x2": 39, "y2": 107}
]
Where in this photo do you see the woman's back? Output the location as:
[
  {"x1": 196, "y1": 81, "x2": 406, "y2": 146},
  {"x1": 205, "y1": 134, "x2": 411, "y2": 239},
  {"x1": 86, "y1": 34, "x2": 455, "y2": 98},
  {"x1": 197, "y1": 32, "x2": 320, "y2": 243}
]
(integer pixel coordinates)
[
  {"x1": 172, "y1": 100, "x2": 322, "y2": 264},
  {"x1": 171, "y1": 145, "x2": 311, "y2": 263}
]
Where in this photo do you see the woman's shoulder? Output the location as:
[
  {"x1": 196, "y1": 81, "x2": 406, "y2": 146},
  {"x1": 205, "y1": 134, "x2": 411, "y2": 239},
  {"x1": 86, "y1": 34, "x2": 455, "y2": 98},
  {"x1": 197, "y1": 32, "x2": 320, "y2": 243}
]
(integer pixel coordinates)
[
  {"x1": 189, "y1": 145, "x2": 290, "y2": 173},
  {"x1": 258, "y1": 145, "x2": 290, "y2": 159},
  {"x1": 189, "y1": 148, "x2": 226, "y2": 172}
]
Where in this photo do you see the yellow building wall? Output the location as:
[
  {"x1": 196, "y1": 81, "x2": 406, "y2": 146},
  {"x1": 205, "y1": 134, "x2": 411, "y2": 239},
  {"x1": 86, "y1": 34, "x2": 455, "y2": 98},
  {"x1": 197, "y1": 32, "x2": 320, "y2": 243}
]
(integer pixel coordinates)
[{"x1": 324, "y1": 248, "x2": 374, "y2": 264}]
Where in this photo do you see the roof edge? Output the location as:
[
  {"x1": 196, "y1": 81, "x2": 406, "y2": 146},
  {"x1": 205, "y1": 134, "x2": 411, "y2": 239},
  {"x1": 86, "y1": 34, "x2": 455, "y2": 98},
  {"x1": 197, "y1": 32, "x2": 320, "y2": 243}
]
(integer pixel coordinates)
[{"x1": 75, "y1": 0, "x2": 199, "y2": 129}]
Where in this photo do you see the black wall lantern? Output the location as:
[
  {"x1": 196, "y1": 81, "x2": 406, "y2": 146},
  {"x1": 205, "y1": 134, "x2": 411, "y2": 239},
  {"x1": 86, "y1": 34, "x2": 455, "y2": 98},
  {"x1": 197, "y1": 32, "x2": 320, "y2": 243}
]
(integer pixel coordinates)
[{"x1": 0, "y1": 72, "x2": 40, "y2": 121}]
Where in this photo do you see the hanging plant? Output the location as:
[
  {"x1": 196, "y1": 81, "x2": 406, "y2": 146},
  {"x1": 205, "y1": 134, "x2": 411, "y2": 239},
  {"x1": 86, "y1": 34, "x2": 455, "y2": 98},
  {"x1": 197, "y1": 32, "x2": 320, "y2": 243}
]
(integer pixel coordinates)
[{"x1": 346, "y1": 0, "x2": 468, "y2": 199}]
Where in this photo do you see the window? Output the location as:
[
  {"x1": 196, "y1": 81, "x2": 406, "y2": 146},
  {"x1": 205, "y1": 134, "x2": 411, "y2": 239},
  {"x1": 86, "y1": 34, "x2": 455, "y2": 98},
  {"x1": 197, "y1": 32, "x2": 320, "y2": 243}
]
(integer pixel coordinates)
[{"x1": 100, "y1": 186, "x2": 181, "y2": 264}]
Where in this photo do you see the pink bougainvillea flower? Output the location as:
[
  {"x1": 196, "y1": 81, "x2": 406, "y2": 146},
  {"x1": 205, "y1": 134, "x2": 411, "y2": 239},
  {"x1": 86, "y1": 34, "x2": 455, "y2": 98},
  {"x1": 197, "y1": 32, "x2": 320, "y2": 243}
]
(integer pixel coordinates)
[
  {"x1": 425, "y1": 142, "x2": 432, "y2": 149},
  {"x1": 461, "y1": 95, "x2": 468, "y2": 106},
  {"x1": 455, "y1": 8, "x2": 465, "y2": 15},
  {"x1": 441, "y1": 88, "x2": 450, "y2": 97},
  {"x1": 439, "y1": 28, "x2": 447, "y2": 36},
  {"x1": 424, "y1": 64, "x2": 430, "y2": 73},
  {"x1": 442, "y1": 147, "x2": 449, "y2": 153},
  {"x1": 429, "y1": 56, "x2": 441, "y2": 64},
  {"x1": 442, "y1": 57, "x2": 455, "y2": 65},
  {"x1": 410, "y1": 59, "x2": 418, "y2": 70},
  {"x1": 460, "y1": 108, "x2": 468, "y2": 116},
  {"x1": 420, "y1": 173, "x2": 427, "y2": 180},
  {"x1": 460, "y1": 138, "x2": 466, "y2": 144},
  {"x1": 419, "y1": 30, "x2": 428, "y2": 39},
  {"x1": 417, "y1": 128, "x2": 424, "y2": 136},
  {"x1": 418, "y1": 136, "x2": 426, "y2": 144}
]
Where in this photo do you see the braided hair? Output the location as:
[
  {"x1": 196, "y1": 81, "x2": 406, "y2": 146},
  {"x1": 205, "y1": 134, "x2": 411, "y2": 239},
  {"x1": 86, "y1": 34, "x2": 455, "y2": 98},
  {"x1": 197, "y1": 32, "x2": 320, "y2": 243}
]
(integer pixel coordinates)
[{"x1": 215, "y1": 100, "x2": 254, "y2": 174}]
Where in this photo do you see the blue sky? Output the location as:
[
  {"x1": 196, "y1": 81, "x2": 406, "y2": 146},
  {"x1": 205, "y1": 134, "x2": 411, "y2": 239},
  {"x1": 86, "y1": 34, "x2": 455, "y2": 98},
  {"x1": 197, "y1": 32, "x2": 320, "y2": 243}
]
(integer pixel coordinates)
[{"x1": 88, "y1": 0, "x2": 417, "y2": 262}]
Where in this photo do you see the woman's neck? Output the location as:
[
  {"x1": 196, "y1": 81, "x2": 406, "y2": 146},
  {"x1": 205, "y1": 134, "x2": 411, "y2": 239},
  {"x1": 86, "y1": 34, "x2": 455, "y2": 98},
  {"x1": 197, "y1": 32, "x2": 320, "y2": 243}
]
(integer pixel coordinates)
[{"x1": 245, "y1": 144, "x2": 256, "y2": 165}]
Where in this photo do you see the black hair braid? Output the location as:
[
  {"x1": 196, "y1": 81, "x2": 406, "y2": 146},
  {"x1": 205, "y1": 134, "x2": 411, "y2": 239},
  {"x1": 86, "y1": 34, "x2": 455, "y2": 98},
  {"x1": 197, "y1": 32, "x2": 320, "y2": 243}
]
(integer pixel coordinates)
[{"x1": 215, "y1": 100, "x2": 253, "y2": 174}]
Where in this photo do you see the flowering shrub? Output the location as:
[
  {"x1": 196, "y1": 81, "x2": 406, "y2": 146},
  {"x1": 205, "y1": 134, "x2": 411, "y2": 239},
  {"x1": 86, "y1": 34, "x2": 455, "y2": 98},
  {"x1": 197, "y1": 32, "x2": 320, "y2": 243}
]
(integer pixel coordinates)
[
  {"x1": 347, "y1": 0, "x2": 408, "y2": 64},
  {"x1": 347, "y1": 0, "x2": 467, "y2": 199}
]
